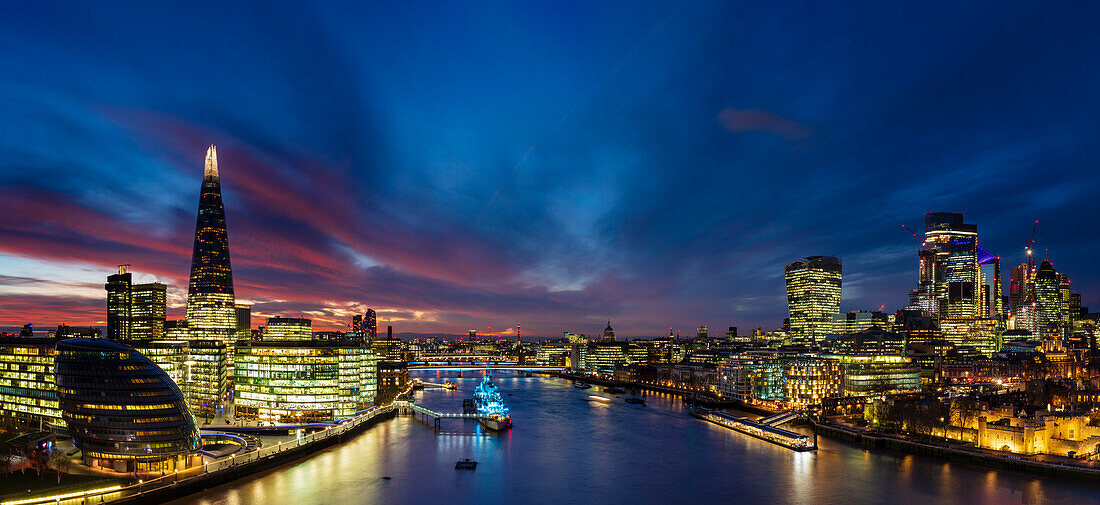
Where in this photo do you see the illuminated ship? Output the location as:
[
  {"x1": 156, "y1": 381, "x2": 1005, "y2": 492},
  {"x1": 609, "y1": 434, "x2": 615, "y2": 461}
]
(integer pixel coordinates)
[{"x1": 473, "y1": 371, "x2": 512, "y2": 431}]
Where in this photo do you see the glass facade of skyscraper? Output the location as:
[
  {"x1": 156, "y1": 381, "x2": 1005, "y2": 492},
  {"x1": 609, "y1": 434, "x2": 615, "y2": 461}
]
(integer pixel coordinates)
[
  {"x1": 785, "y1": 256, "x2": 842, "y2": 343},
  {"x1": 922, "y1": 212, "x2": 981, "y2": 319},
  {"x1": 54, "y1": 339, "x2": 202, "y2": 473},
  {"x1": 186, "y1": 146, "x2": 237, "y2": 346},
  {"x1": 263, "y1": 316, "x2": 313, "y2": 341},
  {"x1": 0, "y1": 337, "x2": 62, "y2": 430},
  {"x1": 836, "y1": 355, "x2": 921, "y2": 396},
  {"x1": 106, "y1": 266, "x2": 167, "y2": 341},
  {"x1": 234, "y1": 341, "x2": 378, "y2": 423}
]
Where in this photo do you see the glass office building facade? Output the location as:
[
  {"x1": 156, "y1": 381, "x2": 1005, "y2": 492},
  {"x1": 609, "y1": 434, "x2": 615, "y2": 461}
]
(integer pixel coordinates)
[
  {"x1": 263, "y1": 316, "x2": 313, "y2": 341},
  {"x1": 785, "y1": 256, "x2": 843, "y2": 343},
  {"x1": 54, "y1": 339, "x2": 201, "y2": 473},
  {"x1": 836, "y1": 355, "x2": 922, "y2": 396},
  {"x1": 234, "y1": 341, "x2": 377, "y2": 423},
  {"x1": 0, "y1": 337, "x2": 62, "y2": 431}
]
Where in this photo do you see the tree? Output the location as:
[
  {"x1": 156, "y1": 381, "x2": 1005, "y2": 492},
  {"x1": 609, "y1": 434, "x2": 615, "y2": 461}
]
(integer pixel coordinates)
[{"x1": 48, "y1": 448, "x2": 70, "y2": 484}]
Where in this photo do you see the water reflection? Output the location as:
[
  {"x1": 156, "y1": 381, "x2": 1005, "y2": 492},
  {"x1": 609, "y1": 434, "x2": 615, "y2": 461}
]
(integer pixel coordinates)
[{"x1": 166, "y1": 372, "x2": 1100, "y2": 505}]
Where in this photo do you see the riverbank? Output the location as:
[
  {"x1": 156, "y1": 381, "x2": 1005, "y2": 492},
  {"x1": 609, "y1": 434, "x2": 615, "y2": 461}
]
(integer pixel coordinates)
[
  {"x1": 113, "y1": 407, "x2": 396, "y2": 505},
  {"x1": 159, "y1": 371, "x2": 1100, "y2": 505},
  {"x1": 2, "y1": 406, "x2": 396, "y2": 505},
  {"x1": 555, "y1": 371, "x2": 769, "y2": 413},
  {"x1": 810, "y1": 418, "x2": 1100, "y2": 480},
  {"x1": 557, "y1": 371, "x2": 1100, "y2": 479}
]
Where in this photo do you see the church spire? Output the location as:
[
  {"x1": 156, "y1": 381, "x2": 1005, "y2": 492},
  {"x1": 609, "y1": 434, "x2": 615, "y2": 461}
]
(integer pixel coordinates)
[{"x1": 204, "y1": 145, "x2": 219, "y2": 179}]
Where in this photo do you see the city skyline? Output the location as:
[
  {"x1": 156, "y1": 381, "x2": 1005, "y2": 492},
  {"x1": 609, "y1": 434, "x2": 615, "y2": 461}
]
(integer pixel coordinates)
[{"x1": 3, "y1": 2, "x2": 1100, "y2": 336}]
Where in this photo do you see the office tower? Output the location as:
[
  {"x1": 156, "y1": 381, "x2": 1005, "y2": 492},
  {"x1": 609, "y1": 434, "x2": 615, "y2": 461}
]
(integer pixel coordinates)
[
  {"x1": 1009, "y1": 263, "x2": 1030, "y2": 315},
  {"x1": 106, "y1": 265, "x2": 166, "y2": 341},
  {"x1": 1059, "y1": 273, "x2": 1071, "y2": 326},
  {"x1": 105, "y1": 265, "x2": 133, "y2": 340},
  {"x1": 234, "y1": 341, "x2": 378, "y2": 423},
  {"x1": 907, "y1": 249, "x2": 939, "y2": 314},
  {"x1": 0, "y1": 335, "x2": 62, "y2": 430},
  {"x1": 1035, "y1": 260, "x2": 1064, "y2": 330},
  {"x1": 785, "y1": 256, "x2": 842, "y2": 343},
  {"x1": 1069, "y1": 294, "x2": 1084, "y2": 320},
  {"x1": 696, "y1": 325, "x2": 709, "y2": 340},
  {"x1": 831, "y1": 310, "x2": 892, "y2": 335},
  {"x1": 351, "y1": 309, "x2": 378, "y2": 342},
  {"x1": 263, "y1": 316, "x2": 313, "y2": 341},
  {"x1": 1008, "y1": 262, "x2": 1041, "y2": 334},
  {"x1": 132, "y1": 283, "x2": 167, "y2": 339},
  {"x1": 235, "y1": 304, "x2": 251, "y2": 334},
  {"x1": 185, "y1": 145, "x2": 237, "y2": 343},
  {"x1": 365, "y1": 309, "x2": 377, "y2": 340},
  {"x1": 184, "y1": 146, "x2": 236, "y2": 416},
  {"x1": 922, "y1": 212, "x2": 980, "y2": 318},
  {"x1": 991, "y1": 257, "x2": 1004, "y2": 323}
]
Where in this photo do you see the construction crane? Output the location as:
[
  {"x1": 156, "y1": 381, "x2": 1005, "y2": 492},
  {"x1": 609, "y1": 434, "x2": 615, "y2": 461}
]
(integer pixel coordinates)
[
  {"x1": 1024, "y1": 220, "x2": 1038, "y2": 272},
  {"x1": 900, "y1": 225, "x2": 922, "y2": 247}
]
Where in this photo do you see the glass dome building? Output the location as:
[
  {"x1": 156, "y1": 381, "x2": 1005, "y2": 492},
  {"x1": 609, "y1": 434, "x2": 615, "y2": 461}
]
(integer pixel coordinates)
[{"x1": 55, "y1": 338, "x2": 202, "y2": 473}]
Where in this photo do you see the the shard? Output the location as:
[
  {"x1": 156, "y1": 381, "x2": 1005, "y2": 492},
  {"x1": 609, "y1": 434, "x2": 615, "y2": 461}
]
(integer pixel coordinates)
[{"x1": 185, "y1": 145, "x2": 237, "y2": 335}]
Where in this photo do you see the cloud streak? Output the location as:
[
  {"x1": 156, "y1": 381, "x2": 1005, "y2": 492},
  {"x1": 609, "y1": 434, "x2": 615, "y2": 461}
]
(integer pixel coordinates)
[
  {"x1": 717, "y1": 108, "x2": 813, "y2": 140},
  {"x1": 2, "y1": 2, "x2": 1100, "y2": 335}
]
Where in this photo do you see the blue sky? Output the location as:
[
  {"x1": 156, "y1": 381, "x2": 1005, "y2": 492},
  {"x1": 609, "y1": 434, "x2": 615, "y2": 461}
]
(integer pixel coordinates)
[{"x1": 1, "y1": 2, "x2": 1098, "y2": 335}]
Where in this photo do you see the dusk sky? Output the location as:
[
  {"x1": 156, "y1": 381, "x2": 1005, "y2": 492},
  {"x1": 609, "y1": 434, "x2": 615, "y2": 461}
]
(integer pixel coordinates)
[{"x1": 2, "y1": 2, "x2": 1099, "y2": 336}]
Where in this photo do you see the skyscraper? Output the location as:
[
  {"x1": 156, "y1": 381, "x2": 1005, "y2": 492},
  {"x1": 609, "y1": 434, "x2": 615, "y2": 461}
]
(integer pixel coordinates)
[
  {"x1": 922, "y1": 212, "x2": 981, "y2": 319},
  {"x1": 1035, "y1": 260, "x2": 1064, "y2": 331},
  {"x1": 131, "y1": 282, "x2": 167, "y2": 340},
  {"x1": 105, "y1": 266, "x2": 133, "y2": 340},
  {"x1": 351, "y1": 309, "x2": 378, "y2": 342},
  {"x1": 784, "y1": 256, "x2": 842, "y2": 343},
  {"x1": 235, "y1": 304, "x2": 251, "y2": 335},
  {"x1": 184, "y1": 146, "x2": 236, "y2": 414},
  {"x1": 106, "y1": 265, "x2": 166, "y2": 341},
  {"x1": 185, "y1": 146, "x2": 237, "y2": 341}
]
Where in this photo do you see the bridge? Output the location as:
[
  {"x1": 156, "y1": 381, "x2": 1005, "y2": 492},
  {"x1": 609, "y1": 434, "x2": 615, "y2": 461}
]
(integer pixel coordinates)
[
  {"x1": 757, "y1": 409, "x2": 807, "y2": 426},
  {"x1": 416, "y1": 355, "x2": 519, "y2": 362},
  {"x1": 407, "y1": 363, "x2": 564, "y2": 371},
  {"x1": 395, "y1": 400, "x2": 483, "y2": 429}
]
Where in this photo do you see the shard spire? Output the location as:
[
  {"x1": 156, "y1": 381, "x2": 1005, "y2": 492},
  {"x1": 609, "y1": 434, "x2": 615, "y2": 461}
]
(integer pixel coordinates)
[
  {"x1": 186, "y1": 145, "x2": 235, "y2": 330},
  {"x1": 204, "y1": 145, "x2": 219, "y2": 179}
]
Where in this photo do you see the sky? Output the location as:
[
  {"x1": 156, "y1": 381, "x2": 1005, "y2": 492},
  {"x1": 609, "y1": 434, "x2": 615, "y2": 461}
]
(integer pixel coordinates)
[{"x1": 1, "y1": 2, "x2": 1099, "y2": 337}]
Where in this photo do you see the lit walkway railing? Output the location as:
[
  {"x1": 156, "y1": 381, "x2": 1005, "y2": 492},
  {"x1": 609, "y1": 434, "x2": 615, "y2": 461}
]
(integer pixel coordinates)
[{"x1": 7, "y1": 404, "x2": 396, "y2": 505}]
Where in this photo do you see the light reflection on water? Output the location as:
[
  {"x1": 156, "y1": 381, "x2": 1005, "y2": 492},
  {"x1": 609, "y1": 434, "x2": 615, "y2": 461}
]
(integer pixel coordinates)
[{"x1": 166, "y1": 372, "x2": 1100, "y2": 505}]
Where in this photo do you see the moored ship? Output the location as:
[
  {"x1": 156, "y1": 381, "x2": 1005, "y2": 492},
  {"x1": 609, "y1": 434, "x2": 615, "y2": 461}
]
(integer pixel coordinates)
[{"x1": 474, "y1": 371, "x2": 512, "y2": 430}]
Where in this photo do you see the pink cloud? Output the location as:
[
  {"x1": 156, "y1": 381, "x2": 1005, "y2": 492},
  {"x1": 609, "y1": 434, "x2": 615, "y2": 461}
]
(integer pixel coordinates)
[{"x1": 717, "y1": 108, "x2": 813, "y2": 140}]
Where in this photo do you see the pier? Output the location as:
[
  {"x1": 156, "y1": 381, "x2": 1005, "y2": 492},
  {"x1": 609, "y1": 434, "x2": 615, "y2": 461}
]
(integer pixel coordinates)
[
  {"x1": 691, "y1": 408, "x2": 816, "y2": 451},
  {"x1": 394, "y1": 400, "x2": 484, "y2": 430},
  {"x1": 420, "y1": 381, "x2": 456, "y2": 389}
]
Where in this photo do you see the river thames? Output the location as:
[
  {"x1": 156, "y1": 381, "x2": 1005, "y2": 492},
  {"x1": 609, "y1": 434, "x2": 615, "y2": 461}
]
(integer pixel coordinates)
[{"x1": 167, "y1": 371, "x2": 1100, "y2": 505}]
